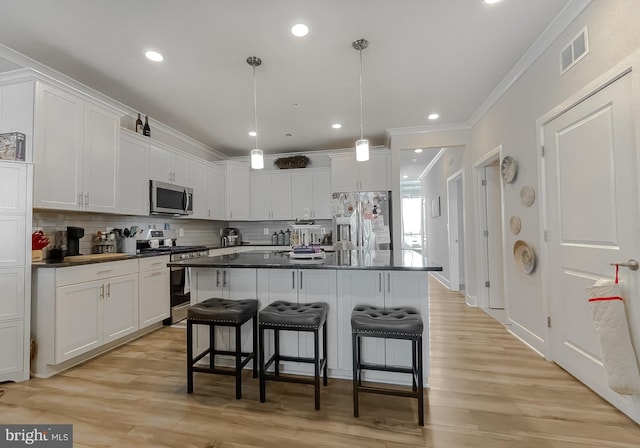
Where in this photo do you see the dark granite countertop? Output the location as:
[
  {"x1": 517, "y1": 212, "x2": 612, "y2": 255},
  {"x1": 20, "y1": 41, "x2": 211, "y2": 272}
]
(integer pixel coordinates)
[
  {"x1": 32, "y1": 251, "x2": 169, "y2": 268},
  {"x1": 168, "y1": 250, "x2": 442, "y2": 271}
]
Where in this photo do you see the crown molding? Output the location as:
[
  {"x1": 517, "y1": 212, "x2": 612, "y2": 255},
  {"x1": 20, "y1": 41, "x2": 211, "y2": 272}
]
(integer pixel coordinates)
[
  {"x1": 467, "y1": 0, "x2": 593, "y2": 126},
  {"x1": 418, "y1": 147, "x2": 447, "y2": 181},
  {"x1": 0, "y1": 43, "x2": 225, "y2": 159},
  {"x1": 386, "y1": 122, "x2": 471, "y2": 137}
]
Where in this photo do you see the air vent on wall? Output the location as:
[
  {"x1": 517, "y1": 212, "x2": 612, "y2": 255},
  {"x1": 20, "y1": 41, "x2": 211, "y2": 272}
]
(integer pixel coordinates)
[{"x1": 560, "y1": 27, "x2": 589, "y2": 75}]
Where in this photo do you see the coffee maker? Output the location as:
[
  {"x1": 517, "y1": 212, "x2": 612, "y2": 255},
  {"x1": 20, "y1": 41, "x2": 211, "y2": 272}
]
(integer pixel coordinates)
[
  {"x1": 66, "y1": 226, "x2": 85, "y2": 256},
  {"x1": 221, "y1": 227, "x2": 242, "y2": 246}
]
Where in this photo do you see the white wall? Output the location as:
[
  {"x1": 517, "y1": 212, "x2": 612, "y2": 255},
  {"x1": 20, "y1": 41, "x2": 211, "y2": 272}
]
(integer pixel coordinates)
[
  {"x1": 420, "y1": 148, "x2": 465, "y2": 286},
  {"x1": 393, "y1": 0, "x2": 640, "y2": 355}
]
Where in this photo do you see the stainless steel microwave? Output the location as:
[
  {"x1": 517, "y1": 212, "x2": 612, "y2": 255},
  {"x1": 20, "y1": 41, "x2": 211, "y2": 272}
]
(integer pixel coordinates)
[{"x1": 150, "y1": 180, "x2": 193, "y2": 215}]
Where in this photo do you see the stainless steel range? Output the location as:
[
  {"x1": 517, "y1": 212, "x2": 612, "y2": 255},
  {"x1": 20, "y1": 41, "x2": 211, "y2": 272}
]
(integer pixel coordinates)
[{"x1": 137, "y1": 230, "x2": 208, "y2": 324}]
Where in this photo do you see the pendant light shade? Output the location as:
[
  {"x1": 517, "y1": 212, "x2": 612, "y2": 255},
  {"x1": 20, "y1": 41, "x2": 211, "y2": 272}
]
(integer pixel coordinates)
[
  {"x1": 247, "y1": 56, "x2": 264, "y2": 170},
  {"x1": 353, "y1": 38, "x2": 369, "y2": 162}
]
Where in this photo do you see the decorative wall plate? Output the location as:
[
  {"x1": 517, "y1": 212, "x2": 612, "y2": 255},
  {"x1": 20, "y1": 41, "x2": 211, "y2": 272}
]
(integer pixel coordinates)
[
  {"x1": 509, "y1": 215, "x2": 521, "y2": 235},
  {"x1": 513, "y1": 240, "x2": 536, "y2": 274},
  {"x1": 520, "y1": 185, "x2": 535, "y2": 207},
  {"x1": 500, "y1": 156, "x2": 518, "y2": 184}
]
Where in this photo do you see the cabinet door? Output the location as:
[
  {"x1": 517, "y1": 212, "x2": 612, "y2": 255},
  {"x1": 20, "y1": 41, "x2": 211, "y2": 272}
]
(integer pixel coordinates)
[
  {"x1": 331, "y1": 155, "x2": 358, "y2": 192},
  {"x1": 207, "y1": 164, "x2": 225, "y2": 220},
  {"x1": 118, "y1": 133, "x2": 149, "y2": 215},
  {"x1": 337, "y1": 270, "x2": 385, "y2": 371},
  {"x1": 250, "y1": 172, "x2": 271, "y2": 220},
  {"x1": 189, "y1": 160, "x2": 208, "y2": 218},
  {"x1": 55, "y1": 280, "x2": 102, "y2": 363},
  {"x1": 226, "y1": 268, "x2": 257, "y2": 354},
  {"x1": 0, "y1": 320, "x2": 23, "y2": 376},
  {"x1": 33, "y1": 83, "x2": 84, "y2": 210},
  {"x1": 384, "y1": 271, "x2": 428, "y2": 378},
  {"x1": 0, "y1": 268, "x2": 25, "y2": 320},
  {"x1": 83, "y1": 102, "x2": 119, "y2": 212},
  {"x1": 291, "y1": 171, "x2": 313, "y2": 220},
  {"x1": 0, "y1": 216, "x2": 25, "y2": 267},
  {"x1": 312, "y1": 169, "x2": 332, "y2": 219},
  {"x1": 359, "y1": 153, "x2": 389, "y2": 191},
  {"x1": 171, "y1": 153, "x2": 190, "y2": 186},
  {"x1": 0, "y1": 162, "x2": 27, "y2": 214},
  {"x1": 138, "y1": 268, "x2": 170, "y2": 328},
  {"x1": 298, "y1": 269, "x2": 338, "y2": 369},
  {"x1": 149, "y1": 145, "x2": 172, "y2": 183},
  {"x1": 103, "y1": 273, "x2": 138, "y2": 343},
  {"x1": 270, "y1": 172, "x2": 292, "y2": 220},
  {"x1": 227, "y1": 164, "x2": 250, "y2": 220},
  {"x1": 257, "y1": 269, "x2": 299, "y2": 358}
]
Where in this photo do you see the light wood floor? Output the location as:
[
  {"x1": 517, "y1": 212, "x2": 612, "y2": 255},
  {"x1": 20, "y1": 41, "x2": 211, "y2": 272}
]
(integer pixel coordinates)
[{"x1": 2, "y1": 277, "x2": 639, "y2": 447}]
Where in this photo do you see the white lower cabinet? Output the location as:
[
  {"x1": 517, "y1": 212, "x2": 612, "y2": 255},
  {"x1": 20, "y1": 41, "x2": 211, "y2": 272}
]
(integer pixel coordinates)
[
  {"x1": 138, "y1": 256, "x2": 170, "y2": 327},
  {"x1": 32, "y1": 259, "x2": 140, "y2": 377},
  {"x1": 0, "y1": 320, "x2": 24, "y2": 377},
  {"x1": 191, "y1": 268, "x2": 257, "y2": 357},
  {"x1": 257, "y1": 268, "x2": 337, "y2": 373},
  {"x1": 337, "y1": 270, "x2": 429, "y2": 383}
]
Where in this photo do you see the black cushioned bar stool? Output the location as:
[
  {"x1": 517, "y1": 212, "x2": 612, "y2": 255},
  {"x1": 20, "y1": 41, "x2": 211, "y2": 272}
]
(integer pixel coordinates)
[
  {"x1": 259, "y1": 301, "x2": 328, "y2": 410},
  {"x1": 351, "y1": 304, "x2": 424, "y2": 426},
  {"x1": 187, "y1": 298, "x2": 258, "y2": 399}
]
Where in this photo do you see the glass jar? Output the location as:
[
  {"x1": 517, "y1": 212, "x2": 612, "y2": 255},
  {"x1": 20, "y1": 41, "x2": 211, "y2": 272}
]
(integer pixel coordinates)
[
  {"x1": 284, "y1": 229, "x2": 291, "y2": 246},
  {"x1": 278, "y1": 230, "x2": 285, "y2": 245}
]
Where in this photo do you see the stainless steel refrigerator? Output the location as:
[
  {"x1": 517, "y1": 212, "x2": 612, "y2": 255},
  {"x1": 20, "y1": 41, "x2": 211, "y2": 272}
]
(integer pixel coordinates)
[{"x1": 331, "y1": 191, "x2": 393, "y2": 250}]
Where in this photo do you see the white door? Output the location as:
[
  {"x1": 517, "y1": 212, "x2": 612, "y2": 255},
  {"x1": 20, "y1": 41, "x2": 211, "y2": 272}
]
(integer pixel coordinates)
[
  {"x1": 484, "y1": 165, "x2": 504, "y2": 309},
  {"x1": 543, "y1": 71, "x2": 640, "y2": 422},
  {"x1": 102, "y1": 274, "x2": 138, "y2": 343}
]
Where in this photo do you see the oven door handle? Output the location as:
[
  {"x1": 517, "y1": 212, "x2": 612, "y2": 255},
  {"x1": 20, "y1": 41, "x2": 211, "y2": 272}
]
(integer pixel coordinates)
[{"x1": 182, "y1": 189, "x2": 189, "y2": 214}]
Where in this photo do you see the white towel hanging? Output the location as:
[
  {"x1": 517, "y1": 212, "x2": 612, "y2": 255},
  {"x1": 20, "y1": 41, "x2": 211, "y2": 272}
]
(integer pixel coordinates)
[{"x1": 587, "y1": 278, "x2": 640, "y2": 395}]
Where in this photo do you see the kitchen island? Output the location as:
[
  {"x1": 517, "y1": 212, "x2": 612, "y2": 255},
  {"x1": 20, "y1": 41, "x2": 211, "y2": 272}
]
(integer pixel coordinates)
[{"x1": 169, "y1": 250, "x2": 441, "y2": 385}]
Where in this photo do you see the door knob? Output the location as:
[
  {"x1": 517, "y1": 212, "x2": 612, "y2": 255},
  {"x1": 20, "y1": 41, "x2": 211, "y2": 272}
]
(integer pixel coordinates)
[{"x1": 610, "y1": 259, "x2": 639, "y2": 271}]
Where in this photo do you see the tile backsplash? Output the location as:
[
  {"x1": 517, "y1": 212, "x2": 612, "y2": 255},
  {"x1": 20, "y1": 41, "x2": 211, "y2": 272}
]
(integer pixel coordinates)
[{"x1": 229, "y1": 219, "x2": 332, "y2": 245}]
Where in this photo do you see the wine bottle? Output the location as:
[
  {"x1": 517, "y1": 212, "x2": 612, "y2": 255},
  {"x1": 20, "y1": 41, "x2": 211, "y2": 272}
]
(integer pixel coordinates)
[
  {"x1": 143, "y1": 115, "x2": 151, "y2": 137},
  {"x1": 135, "y1": 113, "x2": 143, "y2": 134}
]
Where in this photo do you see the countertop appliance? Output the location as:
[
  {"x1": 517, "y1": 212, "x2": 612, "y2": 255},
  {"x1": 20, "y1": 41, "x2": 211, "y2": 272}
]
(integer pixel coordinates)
[
  {"x1": 331, "y1": 191, "x2": 393, "y2": 250},
  {"x1": 136, "y1": 228, "x2": 207, "y2": 324},
  {"x1": 150, "y1": 180, "x2": 193, "y2": 216},
  {"x1": 66, "y1": 226, "x2": 85, "y2": 256},
  {"x1": 221, "y1": 227, "x2": 242, "y2": 246}
]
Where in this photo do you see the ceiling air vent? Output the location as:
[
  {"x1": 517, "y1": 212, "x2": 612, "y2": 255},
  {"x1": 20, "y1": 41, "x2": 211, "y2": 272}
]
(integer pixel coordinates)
[{"x1": 560, "y1": 27, "x2": 589, "y2": 75}]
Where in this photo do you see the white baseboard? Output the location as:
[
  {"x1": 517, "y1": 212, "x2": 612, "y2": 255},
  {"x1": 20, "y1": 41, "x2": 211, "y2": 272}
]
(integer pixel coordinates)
[{"x1": 430, "y1": 272, "x2": 450, "y2": 289}]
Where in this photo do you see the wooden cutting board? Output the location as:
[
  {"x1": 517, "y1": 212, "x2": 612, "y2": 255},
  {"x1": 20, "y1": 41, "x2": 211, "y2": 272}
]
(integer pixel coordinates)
[{"x1": 64, "y1": 253, "x2": 130, "y2": 262}]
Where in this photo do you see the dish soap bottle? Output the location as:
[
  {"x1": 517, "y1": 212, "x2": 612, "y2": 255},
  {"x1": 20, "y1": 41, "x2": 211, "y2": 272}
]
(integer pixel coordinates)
[
  {"x1": 284, "y1": 229, "x2": 291, "y2": 246},
  {"x1": 278, "y1": 230, "x2": 285, "y2": 246},
  {"x1": 271, "y1": 232, "x2": 278, "y2": 245}
]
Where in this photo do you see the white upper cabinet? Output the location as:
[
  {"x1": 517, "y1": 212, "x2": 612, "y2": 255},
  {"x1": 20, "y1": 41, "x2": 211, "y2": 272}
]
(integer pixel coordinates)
[
  {"x1": 330, "y1": 151, "x2": 389, "y2": 192},
  {"x1": 251, "y1": 171, "x2": 292, "y2": 220},
  {"x1": 118, "y1": 131, "x2": 149, "y2": 216},
  {"x1": 291, "y1": 168, "x2": 331, "y2": 219},
  {"x1": 32, "y1": 82, "x2": 121, "y2": 212},
  {"x1": 189, "y1": 159, "x2": 208, "y2": 219},
  {"x1": 226, "y1": 163, "x2": 250, "y2": 220},
  {"x1": 149, "y1": 143, "x2": 190, "y2": 186},
  {"x1": 207, "y1": 164, "x2": 225, "y2": 220}
]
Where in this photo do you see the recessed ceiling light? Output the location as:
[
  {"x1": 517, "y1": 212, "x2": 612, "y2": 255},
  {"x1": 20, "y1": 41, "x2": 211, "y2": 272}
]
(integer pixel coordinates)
[
  {"x1": 403, "y1": 175, "x2": 409, "y2": 179},
  {"x1": 414, "y1": 149, "x2": 423, "y2": 153},
  {"x1": 291, "y1": 24, "x2": 309, "y2": 37},
  {"x1": 428, "y1": 113, "x2": 440, "y2": 120},
  {"x1": 145, "y1": 50, "x2": 163, "y2": 62},
  {"x1": 484, "y1": 0, "x2": 503, "y2": 4},
  {"x1": 248, "y1": 131, "x2": 257, "y2": 137},
  {"x1": 331, "y1": 123, "x2": 342, "y2": 129}
]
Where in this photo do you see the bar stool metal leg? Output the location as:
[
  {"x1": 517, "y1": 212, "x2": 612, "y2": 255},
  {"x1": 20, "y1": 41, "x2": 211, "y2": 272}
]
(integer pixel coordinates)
[
  {"x1": 187, "y1": 320, "x2": 194, "y2": 393},
  {"x1": 418, "y1": 336, "x2": 424, "y2": 426},
  {"x1": 235, "y1": 322, "x2": 242, "y2": 399},
  {"x1": 209, "y1": 323, "x2": 216, "y2": 369},
  {"x1": 322, "y1": 320, "x2": 328, "y2": 386},
  {"x1": 314, "y1": 328, "x2": 320, "y2": 410},
  {"x1": 259, "y1": 325, "x2": 266, "y2": 403},
  {"x1": 352, "y1": 332, "x2": 359, "y2": 417},
  {"x1": 252, "y1": 314, "x2": 258, "y2": 378},
  {"x1": 274, "y1": 329, "x2": 280, "y2": 377},
  {"x1": 412, "y1": 339, "x2": 417, "y2": 392}
]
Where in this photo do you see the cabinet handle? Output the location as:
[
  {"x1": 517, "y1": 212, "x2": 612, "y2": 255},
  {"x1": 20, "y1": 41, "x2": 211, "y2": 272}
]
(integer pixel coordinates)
[
  {"x1": 292, "y1": 271, "x2": 295, "y2": 289},
  {"x1": 150, "y1": 262, "x2": 163, "y2": 267},
  {"x1": 96, "y1": 269, "x2": 114, "y2": 275},
  {"x1": 387, "y1": 273, "x2": 390, "y2": 293},
  {"x1": 299, "y1": 271, "x2": 303, "y2": 290},
  {"x1": 216, "y1": 270, "x2": 220, "y2": 287},
  {"x1": 100, "y1": 284, "x2": 104, "y2": 299},
  {"x1": 379, "y1": 273, "x2": 382, "y2": 292},
  {"x1": 84, "y1": 193, "x2": 89, "y2": 207},
  {"x1": 149, "y1": 271, "x2": 163, "y2": 277},
  {"x1": 106, "y1": 282, "x2": 111, "y2": 298},
  {"x1": 78, "y1": 193, "x2": 83, "y2": 207},
  {"x1": 223, "y1": 270, "x2": 227, "y2": 287}
]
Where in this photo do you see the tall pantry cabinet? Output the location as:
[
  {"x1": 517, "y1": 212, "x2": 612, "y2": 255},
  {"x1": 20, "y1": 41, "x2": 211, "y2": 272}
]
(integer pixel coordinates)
[{"x1": 0, "y1": 161, "x2": 32, "y2": 382}]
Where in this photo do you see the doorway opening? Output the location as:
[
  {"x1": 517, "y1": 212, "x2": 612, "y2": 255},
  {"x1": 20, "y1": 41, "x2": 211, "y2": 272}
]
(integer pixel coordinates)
[{"x1": 447, "y1": 170, "x2": 465, "y2": 292}]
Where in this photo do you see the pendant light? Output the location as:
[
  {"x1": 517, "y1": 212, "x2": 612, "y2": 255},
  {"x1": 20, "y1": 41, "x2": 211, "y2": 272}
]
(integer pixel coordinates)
[
  {"x1": 352, "y1": 38, "x2": 369, "y2": 162},
  {"x1": 247, "y1": 56, "x2": 264, "y2": 169}
]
